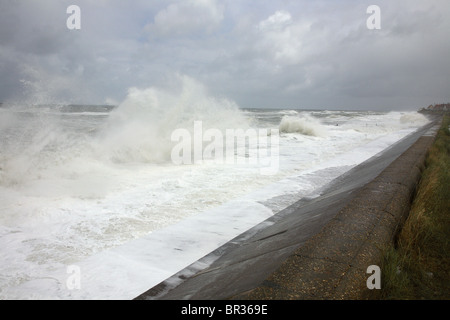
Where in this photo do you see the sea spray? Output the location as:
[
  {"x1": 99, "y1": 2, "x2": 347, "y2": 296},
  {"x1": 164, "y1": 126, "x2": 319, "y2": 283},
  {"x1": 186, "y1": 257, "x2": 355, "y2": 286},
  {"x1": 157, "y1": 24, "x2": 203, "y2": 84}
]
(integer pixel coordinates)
[
  {"x1": 0, "y1": 108, "x2": 81, "y2": 187},
  {"x1": 399, "y1": 112, "x2": 429, "y2": 125},
  {"x1": 96, "y1": 75, "x2": 249, "y2": 164},
  {"x1": 0, "y1": 108, "x2": 432, "y2": 299},
  {"x1": 279, "y1": 114, "x2": 328, "y2": 137},
  {"x1": 0, "y1": 76, "x2": 250, "y2": 190}
]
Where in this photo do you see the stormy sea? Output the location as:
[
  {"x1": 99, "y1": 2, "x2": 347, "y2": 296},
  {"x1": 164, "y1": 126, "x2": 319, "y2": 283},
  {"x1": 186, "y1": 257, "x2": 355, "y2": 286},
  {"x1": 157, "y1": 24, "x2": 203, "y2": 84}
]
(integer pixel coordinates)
[{"x1": 0, "y1": 79, "x2": 430, "y2": 299}]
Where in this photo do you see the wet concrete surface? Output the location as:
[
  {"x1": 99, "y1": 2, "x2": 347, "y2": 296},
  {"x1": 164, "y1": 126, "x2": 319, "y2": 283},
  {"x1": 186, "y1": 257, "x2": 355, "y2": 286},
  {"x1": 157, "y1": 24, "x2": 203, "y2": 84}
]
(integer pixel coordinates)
[{"x1": 135, "y1": 117, "x2": 441, "y2": 300}]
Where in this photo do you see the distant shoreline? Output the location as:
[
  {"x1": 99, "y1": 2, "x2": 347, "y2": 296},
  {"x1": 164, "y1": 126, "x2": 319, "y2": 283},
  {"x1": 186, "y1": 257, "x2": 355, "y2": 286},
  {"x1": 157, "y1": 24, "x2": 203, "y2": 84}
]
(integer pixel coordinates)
[{"x1": 419, "y1": 103, "x2": 450, "y2": 115}]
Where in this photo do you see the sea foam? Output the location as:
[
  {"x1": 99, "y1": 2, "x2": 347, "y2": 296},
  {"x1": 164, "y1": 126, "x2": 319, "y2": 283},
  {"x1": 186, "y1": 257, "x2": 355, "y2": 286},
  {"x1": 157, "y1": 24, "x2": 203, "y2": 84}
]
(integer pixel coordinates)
[
  {"x1": 279, "y1": 114, "x2": 328, "y2": 137},
  {"x1": 96, "y1": 75, "x2": 249, "y2": 164}
]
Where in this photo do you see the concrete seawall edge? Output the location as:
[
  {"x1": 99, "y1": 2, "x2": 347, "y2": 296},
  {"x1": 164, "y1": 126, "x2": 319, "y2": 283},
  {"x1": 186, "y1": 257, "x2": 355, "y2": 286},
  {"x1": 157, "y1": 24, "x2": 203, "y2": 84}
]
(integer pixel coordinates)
[{"x1": 236, "y1": 121, "x2": 441, "y2": 300}]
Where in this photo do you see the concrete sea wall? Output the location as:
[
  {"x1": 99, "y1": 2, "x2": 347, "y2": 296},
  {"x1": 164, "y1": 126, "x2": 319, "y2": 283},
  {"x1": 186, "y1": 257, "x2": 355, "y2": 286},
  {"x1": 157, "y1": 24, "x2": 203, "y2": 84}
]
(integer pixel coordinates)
[
  {"x1": 239, "y1": 123, "x2": 440, "y2": 300},
  {"x1": 136, "y1": 118, "x2": 441, "y2": 300}
]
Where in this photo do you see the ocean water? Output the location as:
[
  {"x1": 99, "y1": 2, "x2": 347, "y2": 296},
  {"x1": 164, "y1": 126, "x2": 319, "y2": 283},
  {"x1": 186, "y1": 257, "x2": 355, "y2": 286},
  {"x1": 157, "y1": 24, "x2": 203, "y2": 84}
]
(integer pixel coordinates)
[{"x1": 0, "y1": 80, "x2": 431, "y2": 299}]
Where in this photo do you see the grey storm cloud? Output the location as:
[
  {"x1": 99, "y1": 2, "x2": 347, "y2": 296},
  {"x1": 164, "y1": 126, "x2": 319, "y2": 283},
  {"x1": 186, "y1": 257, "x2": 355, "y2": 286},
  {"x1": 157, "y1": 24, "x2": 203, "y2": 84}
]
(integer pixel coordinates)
[{"x1": 0, "y1": 0, "x2": 449, "y2": 110}]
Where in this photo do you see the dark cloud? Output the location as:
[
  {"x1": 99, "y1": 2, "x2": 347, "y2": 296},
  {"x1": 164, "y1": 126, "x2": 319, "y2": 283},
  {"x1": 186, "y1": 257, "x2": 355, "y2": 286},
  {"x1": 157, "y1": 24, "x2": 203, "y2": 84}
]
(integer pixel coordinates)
[{"x1": 0, "y1": 0, "x2": 449, "y2": 110}]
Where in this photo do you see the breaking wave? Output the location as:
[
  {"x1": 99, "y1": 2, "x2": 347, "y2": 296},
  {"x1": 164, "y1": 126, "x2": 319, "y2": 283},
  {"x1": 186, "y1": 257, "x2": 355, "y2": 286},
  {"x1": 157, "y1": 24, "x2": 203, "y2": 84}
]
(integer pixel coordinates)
[
  {"x1": 95, "y1": 75, "x2": 249, "y2": 164},
  {"x1": 0, "y1": 76, "x2": 249, "y2": 189},
  {"x1": 279, "y1": 114, "x2": 328, "y2": 137},
  {"x1": 399, "y1": 112, "x2": 429, "y2": 125}
]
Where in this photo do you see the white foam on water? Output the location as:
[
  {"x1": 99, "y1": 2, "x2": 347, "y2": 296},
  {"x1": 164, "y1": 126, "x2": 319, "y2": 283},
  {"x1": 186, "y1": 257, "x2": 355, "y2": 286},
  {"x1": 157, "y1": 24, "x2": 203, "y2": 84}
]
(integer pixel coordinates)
[{"x1": 0, "y1": 81, "x2": 431, "y2": 299}]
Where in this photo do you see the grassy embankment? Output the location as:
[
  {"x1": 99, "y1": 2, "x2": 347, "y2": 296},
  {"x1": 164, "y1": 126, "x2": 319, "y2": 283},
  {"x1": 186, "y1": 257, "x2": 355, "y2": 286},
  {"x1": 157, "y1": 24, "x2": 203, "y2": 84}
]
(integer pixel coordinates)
[{"x1": 380, "y1": 115, "x2": 450, "y2": 299}]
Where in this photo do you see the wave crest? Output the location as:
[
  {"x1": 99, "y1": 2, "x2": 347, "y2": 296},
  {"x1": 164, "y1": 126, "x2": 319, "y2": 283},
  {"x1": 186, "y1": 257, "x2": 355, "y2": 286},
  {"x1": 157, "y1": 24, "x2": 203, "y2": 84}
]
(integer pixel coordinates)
[
  {"x1": 279, "y1": 114, "x2": 327, "y2": 137},
  {"x1": 96, "y1": 75, "x2": 249, "y2": 163}
]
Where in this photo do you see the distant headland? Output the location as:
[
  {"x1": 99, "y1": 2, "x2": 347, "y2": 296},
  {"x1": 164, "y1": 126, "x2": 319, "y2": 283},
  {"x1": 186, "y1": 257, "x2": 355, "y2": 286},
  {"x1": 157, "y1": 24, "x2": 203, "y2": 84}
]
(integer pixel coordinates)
[{"x1": 419, "y1": 103, "x2": 450, "y2": 114}]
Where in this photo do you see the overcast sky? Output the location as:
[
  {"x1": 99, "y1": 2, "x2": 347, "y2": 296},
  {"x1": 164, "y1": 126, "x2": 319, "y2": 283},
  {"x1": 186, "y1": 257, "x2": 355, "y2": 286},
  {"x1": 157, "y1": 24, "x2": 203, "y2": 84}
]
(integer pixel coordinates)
[{"x1": 0, "y1": 0, "x2": 449, "y2": 110}]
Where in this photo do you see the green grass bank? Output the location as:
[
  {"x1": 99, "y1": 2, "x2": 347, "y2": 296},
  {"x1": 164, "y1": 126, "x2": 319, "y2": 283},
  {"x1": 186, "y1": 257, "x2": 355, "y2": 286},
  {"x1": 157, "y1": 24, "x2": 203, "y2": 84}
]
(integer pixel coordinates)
[{"x1": 380, "y1": 115, "x2": 450, "y2": 300}]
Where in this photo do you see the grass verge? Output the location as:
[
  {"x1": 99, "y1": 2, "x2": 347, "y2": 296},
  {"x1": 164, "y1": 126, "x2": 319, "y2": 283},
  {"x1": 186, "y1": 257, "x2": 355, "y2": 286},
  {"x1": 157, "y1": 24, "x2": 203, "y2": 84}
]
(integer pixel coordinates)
[{"x1": 380, "y1": 115, "x2": 450, "y2": 300}]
